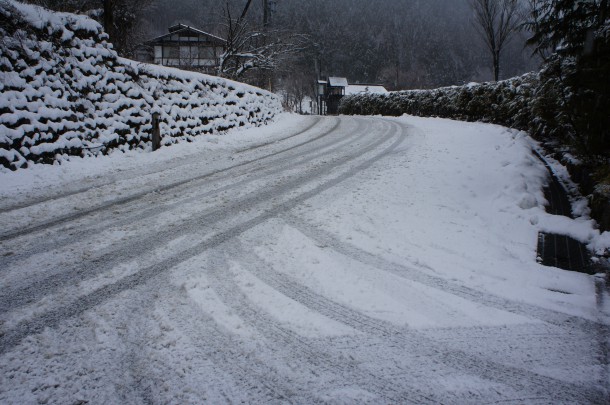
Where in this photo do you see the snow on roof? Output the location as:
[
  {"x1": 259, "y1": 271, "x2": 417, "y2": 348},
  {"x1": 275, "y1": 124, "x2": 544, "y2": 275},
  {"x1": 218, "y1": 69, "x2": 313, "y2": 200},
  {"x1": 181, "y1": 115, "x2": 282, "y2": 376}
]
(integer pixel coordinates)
[
  {"x1": 328, "y1": 77, "x2": 348, "y2": 87},
  {"x1": 148, "y1": 24, "x2": 225, "y2": 44},
  {"x1": 345, "y1": 84, "x2": 388, "y2": 95}
]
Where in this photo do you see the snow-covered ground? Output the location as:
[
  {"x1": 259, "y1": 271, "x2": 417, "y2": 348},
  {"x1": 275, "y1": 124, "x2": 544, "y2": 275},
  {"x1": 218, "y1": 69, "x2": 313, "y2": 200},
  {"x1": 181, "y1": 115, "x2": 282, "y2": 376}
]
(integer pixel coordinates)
[{"x1": 0, "y1": 114, "x2": 609, "y2": 403}]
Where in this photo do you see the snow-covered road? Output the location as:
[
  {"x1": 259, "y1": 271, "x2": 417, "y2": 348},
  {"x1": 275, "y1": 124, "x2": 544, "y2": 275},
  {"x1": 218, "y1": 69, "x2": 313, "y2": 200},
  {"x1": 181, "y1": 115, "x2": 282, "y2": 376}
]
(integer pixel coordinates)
[{"x1": 0, "y1": 115, "x2": 609, "y2": 404}]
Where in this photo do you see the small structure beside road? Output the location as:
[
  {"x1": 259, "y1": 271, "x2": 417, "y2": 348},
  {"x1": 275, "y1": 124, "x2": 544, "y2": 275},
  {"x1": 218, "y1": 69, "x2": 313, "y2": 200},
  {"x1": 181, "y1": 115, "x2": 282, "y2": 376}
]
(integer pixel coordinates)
[{"x1": 316, "y1": 77, "x2": 387, "y2": 115}]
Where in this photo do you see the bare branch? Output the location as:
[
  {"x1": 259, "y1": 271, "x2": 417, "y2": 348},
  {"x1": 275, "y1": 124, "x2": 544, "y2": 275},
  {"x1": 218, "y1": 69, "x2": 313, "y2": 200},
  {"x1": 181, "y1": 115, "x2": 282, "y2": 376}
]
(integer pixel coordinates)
[
  {"x1": 470, "y1": 0, "x2": 521, "y2": 80},
  {"x1": 217, "y1": 1, "x2": 308, "y2": 80}
]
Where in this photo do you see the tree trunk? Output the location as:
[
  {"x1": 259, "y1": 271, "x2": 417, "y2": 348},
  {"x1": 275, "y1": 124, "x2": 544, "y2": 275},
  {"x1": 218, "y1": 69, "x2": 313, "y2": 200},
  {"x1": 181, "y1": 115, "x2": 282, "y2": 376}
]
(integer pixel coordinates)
[
  {"x1": 493, "y1": 51, "x2": 500, "y2": 81},
  {"x1": 263, "y1": 0, "x2": 270, "y2": 28},
  {"x1": 103, "y1": 0, "x2": 114, "y2": 40}
]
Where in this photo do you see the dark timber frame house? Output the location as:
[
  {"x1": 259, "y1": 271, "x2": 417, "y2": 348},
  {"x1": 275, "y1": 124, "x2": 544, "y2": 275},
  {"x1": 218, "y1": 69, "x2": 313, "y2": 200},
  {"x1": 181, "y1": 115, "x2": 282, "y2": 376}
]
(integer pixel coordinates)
[
  {"x1": 316, "y1": 77, "x2": 387, "y2": 115},
  {"x1": 139, "y1": 24, "x2": 226, "y2": 74},
  {"x1": 316, "y1": 77, "x2": 348, "y2": 115}
]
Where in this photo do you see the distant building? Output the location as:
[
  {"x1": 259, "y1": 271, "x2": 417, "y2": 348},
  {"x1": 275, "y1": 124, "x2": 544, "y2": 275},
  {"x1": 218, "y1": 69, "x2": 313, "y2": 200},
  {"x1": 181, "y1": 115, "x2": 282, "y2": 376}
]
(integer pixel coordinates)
[
  {"x1": 136, "y1": 24, "x2": 226, "y2": 74},
  {"x1": 316, "y1": 77, "x2": 388, "y2": 115},
  {"x1": 323, "y1": 77, "x2": 348, "y2": 115}
]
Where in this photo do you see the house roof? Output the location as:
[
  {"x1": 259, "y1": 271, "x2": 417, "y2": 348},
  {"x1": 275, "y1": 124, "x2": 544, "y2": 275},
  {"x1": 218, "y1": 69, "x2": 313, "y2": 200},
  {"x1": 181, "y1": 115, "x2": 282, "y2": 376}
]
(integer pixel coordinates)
[
  {"x1": 345, "y1": 84, "x2": 388, "y2": 95},
  {"x1": 328, "y1": 77, "x2": 348, "y2": 87},
  {"x1": 147, "y1": 24, "x2": 226, "y2": 45}
]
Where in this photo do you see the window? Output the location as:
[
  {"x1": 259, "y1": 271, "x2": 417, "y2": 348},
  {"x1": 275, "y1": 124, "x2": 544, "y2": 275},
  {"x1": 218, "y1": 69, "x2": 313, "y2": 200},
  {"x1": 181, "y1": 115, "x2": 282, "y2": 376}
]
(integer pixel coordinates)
[
  {"x1": 180, "y1": 46, "x2": 191, "y2": 60},
  {"x1": 199, "y1": 46, "x2": 214, "y2": 59},
  {"x1": 162, "y1": 46, "x2": 178, "y2": 58}
]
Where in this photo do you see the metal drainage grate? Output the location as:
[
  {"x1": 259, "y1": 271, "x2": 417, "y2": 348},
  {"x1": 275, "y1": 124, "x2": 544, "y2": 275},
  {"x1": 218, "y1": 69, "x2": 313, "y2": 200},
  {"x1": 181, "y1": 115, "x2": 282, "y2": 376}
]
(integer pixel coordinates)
[{"x1": 537, "y1": 232, "x2": 592, "y2": 274}]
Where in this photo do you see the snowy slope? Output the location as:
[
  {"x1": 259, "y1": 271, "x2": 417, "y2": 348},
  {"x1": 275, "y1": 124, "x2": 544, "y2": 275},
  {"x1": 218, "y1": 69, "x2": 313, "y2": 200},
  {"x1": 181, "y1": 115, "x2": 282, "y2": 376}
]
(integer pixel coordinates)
[{"x1": 0, "y1": 0, "x2": 281, "y2": 171}]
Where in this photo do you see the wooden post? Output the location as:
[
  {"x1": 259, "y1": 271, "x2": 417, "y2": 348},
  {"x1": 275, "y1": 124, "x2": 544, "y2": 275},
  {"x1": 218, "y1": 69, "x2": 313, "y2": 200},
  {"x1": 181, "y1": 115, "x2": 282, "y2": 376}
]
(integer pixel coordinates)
[{"x1": 152, "y1": 112, "x2": 161, "y2": 151}]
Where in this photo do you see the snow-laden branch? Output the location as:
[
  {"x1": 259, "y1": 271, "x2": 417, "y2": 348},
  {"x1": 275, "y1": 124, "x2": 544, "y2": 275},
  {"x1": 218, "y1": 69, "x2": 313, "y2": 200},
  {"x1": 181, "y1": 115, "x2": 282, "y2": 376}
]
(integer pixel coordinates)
[{"x1": 216, "y1": 2, "x2": 308, "y2": 80}]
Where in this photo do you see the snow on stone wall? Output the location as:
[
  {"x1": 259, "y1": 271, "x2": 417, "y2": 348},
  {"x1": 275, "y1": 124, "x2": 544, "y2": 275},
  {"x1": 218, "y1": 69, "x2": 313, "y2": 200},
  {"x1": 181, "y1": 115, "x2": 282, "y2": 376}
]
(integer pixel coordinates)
[{"x1": 0, "y1": 0, "x2": 281, "y2": 170}]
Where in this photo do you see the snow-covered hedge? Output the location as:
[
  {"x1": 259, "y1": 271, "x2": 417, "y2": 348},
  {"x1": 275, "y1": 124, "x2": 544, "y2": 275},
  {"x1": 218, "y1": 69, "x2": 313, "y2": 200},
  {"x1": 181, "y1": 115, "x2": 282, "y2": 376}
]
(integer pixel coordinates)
[
  {"x1": 0, "y1": 0, "x2": 281, "y2": 170},
  {"x1": 339, "y1": 74, "x2": 540, "y2": 135}
]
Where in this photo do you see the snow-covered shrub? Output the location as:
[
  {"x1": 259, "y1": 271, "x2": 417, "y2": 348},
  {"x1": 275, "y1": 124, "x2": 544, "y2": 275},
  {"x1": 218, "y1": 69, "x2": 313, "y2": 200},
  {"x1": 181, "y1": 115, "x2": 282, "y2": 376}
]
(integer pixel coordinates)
[
  {"x1": 339, "y1": 73, "x2": 540, "y2": 134},
  {"x1": 0, "y1": 0, "x2": 281, "y2": 170}
]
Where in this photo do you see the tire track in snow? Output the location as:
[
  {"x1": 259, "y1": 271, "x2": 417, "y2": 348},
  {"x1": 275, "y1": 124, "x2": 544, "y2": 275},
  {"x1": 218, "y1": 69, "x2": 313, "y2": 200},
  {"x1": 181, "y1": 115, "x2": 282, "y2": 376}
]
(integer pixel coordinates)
[
  {"x1": 0, "y1": 117, "x2": 338, "y2": 242},
  {"x1": 224, "y1": 242, "x2": 608, "y2": 404},
  {"x1": 164, "y1": 288, "x2": 321, "y2": 404},
  {"x1": 282, "y1": 215, "x2": 610, "y2": 332},
  {"x1": 201, "y1": 248, "x2": 438, "y2": 404},
  {"x1": 0, "y1": 119, "x2": 379, "y2": 314},
  {"x1": 119, "y1": 274, "x2": 312, "y2": 404},
  {"x1": 0, "y1": 117, "x2": 369, "y2": 271},
  {"x1": 235, "y1": 116, "x2": 322, "y2": 154},
  {"x1": 0, "y1": 117, "x2": 322, "y2": 215},
  {"x1": 0, "y1": 118, "x2": 407, "y2": 354}
]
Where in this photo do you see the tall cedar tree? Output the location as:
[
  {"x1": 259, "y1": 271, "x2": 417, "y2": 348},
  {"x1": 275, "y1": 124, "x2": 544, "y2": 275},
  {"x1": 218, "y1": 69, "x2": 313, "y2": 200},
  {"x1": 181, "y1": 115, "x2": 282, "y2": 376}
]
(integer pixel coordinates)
[{"x1": 526, "y1": 0, "x2": 610, "y2": 160}]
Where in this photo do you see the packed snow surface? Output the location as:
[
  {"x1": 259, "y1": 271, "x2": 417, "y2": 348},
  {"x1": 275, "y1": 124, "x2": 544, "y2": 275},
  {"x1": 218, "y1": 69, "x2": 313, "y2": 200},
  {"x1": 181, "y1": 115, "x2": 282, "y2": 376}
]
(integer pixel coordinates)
[{"x1": 0, "y1": 114, "x2": 609, "y2": 403}]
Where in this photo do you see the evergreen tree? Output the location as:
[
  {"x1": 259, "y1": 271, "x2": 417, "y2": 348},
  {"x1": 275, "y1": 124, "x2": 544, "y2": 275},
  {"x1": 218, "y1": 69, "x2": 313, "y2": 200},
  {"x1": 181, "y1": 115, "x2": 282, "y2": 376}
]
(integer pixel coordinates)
[
  {"x1": 526, "y1": 0, "x2": 608, "y2": 58},
  {"x1": 527, "y1": 0, "x2": 610, "y2": 161}
]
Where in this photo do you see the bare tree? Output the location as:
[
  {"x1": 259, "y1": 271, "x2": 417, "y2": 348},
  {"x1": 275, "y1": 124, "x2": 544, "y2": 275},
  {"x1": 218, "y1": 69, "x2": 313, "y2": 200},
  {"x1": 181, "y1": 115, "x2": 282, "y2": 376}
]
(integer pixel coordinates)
[
  {"x1": 470, "y1": 0, "x2": 522, "y2": 81},
  {"x1": 144, "y1": 0, "x2": 538, "y2": 89},
  {"x1": 217, "y1": 0, "x2": 306, "y2": 81},
  {"x1": 281, "y1": 66, "x2": 314, "y2": 113}
]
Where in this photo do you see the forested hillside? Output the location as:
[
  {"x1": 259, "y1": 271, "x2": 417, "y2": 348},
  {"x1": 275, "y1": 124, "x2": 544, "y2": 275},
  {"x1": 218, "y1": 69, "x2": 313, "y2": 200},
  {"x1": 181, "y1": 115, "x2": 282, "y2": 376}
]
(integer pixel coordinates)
[
  {"x1": 24, "y1": 0, "x2": 539, "y2": 91},
  {"x1": 146, "y1": 0, "x2": 538, "y2": 89}
]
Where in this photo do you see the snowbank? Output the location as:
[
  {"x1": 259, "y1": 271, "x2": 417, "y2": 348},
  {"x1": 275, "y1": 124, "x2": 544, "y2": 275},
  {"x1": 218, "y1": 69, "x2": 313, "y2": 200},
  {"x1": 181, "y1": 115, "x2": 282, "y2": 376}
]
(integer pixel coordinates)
[{"x1": 0, "y1": 0, "x2": 282, "y2": 171}]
